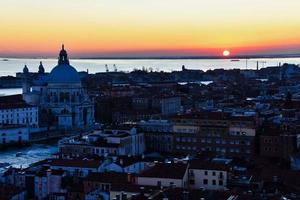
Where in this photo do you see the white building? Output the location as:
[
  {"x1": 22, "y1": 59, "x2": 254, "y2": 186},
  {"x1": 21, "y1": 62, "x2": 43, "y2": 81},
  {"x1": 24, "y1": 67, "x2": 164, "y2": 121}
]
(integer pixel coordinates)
[
  {"x1": 99, "y1": 156, "x2": 152, "y2": 174},
  {"x1": 0, "y1": 125, "x2": 29, "y2": 145},
  {"x1": 188, "y1": 160, "x2": 228, "y2": 191},
  {"x1": 59, "y1": 127, "x2": 145, "y2": 158},
  {"x1": 0, "y1": 95, "x2": 38, "y2": 128},
  {"x1": 22, "y1": 45, "x2": 94, "y2": 129}
]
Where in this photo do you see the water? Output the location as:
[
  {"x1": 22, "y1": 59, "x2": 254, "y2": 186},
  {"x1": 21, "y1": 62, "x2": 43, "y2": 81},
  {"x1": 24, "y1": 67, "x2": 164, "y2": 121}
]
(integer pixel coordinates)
[
  {"x1": 1, "y1": 57, "x2": 300, "y2": 76},
  {"x1": 0, "y1": 88, "x2": 22, "y2": 96},
  {"x1": 0, "y1": 144, "x2": 57, "y2": 170}
]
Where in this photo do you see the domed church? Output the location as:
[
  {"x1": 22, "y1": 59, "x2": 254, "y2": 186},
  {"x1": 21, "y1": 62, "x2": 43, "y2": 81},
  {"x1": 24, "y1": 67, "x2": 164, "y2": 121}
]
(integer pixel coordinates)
[{"x1": 22, "y1": 45, "x2": 94, "y2": 129}]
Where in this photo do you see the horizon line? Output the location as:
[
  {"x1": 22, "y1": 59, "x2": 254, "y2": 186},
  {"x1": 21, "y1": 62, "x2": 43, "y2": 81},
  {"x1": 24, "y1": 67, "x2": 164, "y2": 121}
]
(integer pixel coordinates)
[{"x1": 1, "y1": 53, "x2": 300, "y2": 60}]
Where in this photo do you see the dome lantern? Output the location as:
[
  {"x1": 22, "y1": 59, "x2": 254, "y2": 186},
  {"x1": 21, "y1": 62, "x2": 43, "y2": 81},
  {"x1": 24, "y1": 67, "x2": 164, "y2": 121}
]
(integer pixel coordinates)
[
  {"x1": 48, "y1": 45, "x2": 81, "y2": 85},
  {"x1": 58, "y1": 44, "x2": 70, "y2": 65}
]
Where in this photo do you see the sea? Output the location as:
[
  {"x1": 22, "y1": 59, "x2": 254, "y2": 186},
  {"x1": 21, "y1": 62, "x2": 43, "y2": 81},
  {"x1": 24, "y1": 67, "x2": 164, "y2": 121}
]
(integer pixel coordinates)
[
  {"x1": 0, "y1": 57, "x2": 300, "y2": 170},
  {"x1": 1, "y1": 57, "x2": 300, "y2": 76}
]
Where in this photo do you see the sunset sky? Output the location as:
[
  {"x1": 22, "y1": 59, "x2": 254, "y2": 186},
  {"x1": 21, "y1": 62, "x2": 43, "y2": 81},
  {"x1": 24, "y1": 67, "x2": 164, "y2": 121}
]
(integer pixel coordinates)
[{"x1": 1, "y1": 0, "x2": 300, "y2": 57}]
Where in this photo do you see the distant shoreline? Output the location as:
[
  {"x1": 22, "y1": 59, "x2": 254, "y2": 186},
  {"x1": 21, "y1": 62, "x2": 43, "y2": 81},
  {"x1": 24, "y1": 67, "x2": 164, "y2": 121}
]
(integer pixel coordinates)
[{"x1": 1, "y1": 53, "x2": 300, "y2": 60}]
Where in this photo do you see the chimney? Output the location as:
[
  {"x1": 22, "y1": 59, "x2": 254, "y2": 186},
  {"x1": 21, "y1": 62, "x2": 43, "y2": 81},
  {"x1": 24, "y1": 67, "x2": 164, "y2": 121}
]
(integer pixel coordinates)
[
  {"x1": 47, "y1": 169, "x2": 51, "y2": 177},
  {"x1": 183, "y1": 191, "x2": 189, "y2": 200},
  {"x1": 121, "y1": 192, "x2": 127, "y2": 200},
  {"x1": 127, "y1": 173, "x2": 133, "y2": 183}
]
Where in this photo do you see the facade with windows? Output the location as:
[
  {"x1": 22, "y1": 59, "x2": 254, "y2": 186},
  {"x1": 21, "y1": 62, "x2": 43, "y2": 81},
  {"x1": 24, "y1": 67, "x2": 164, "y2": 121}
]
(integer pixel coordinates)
[
  {"x1": 0, "y1": 125, "x2": 29, "y2": 145},
  {"x1": 0, "y1": 100, "x2": 38, "y2": 128},
  {"x1": 170, "y1": 112, "x2": 257, "y2": 158},
  {"x1": 188, "y1": 160, "x2": 228, "y2": 190}
]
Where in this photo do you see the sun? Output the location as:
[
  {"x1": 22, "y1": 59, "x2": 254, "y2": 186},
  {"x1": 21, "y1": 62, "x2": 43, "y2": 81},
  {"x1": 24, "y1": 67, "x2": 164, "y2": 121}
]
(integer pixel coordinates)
[{"x1": 222, "y1": 50, "x2": 230, "y2": 57}]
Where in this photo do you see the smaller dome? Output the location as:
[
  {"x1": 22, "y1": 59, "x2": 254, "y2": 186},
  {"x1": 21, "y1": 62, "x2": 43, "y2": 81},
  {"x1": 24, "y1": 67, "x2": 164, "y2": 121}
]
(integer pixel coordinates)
[{"x1": 23, "y1": 65, "x2": 29, "y2": 74}]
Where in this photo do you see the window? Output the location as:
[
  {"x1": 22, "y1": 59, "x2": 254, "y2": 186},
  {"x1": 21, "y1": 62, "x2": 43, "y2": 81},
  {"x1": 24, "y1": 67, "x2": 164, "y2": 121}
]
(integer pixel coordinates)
[
  {"x1": 212, "y1": 171, "x2": 216, "y2": 176},
  {"x1": 212, "y1": 180, "x2": 216, "y2": 185},
  {"x1": 203, "y1": 179, "x2": 208, "y2": 185},
  {"x1": 220, "y1": 172, "x2": 223, "y2": 179},
  {"x1": 219, "y1": 180, "x2": 223, "y2": 186},
  {"x1": 157, "y1": 181, "x2": 161, "y2": 187},
  {"x1": 204, "y1": 171, "x2": 208, "y2": 175}
]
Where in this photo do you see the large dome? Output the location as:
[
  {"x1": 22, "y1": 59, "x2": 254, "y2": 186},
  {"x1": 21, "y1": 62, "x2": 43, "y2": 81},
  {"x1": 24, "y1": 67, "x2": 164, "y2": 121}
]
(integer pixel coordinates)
[
  {"x1": 48, "y1": 45, "x2": 81, "y2": 85},
  {"x1": 48, "y1": 64, "x2": 81, "y2": 84}
]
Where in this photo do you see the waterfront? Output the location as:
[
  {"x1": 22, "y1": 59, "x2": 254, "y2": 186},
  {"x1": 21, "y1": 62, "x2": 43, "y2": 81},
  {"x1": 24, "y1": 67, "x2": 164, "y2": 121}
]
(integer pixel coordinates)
[
  {"x1": 0, "y1": 88, "x2": 22, "y2": 96},
  {"x1": 0, "y1": 143, "x2": 57, "y2": 169},
  {"x1": 1, "y1": 57, "x2": 300, "y2": 76}
]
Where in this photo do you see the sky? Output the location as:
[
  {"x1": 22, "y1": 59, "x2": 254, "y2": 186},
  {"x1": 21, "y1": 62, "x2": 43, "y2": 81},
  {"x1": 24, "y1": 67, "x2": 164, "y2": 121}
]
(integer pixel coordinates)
[{"x1": 1, "y1": 0, "x2": 300, "y2": 58}]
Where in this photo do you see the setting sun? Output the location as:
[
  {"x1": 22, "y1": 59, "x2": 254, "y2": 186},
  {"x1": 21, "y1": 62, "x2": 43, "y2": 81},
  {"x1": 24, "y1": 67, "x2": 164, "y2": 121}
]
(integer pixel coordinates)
[{"x1": 223, "y1": 50, "x2": 230, "y2": 57}]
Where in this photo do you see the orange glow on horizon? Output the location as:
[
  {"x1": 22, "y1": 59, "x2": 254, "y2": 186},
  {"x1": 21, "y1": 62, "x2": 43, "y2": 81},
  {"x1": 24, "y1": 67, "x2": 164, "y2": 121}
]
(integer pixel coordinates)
[{"x1": 222, "y1": 50, "x2": 230, "y2": 57}]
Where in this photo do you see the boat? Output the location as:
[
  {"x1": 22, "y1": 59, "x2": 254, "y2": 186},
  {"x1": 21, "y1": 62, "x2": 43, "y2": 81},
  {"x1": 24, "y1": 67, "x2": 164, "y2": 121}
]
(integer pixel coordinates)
[
  {"x1": 2, "y1": 59, "x2": 9, "y2": 61},
  {"x1": 16, "y1": 152, "x2": 26, "y2": 157},
  {"x1": 231, "y1": 59, "x2": 240, "y2": 62}
]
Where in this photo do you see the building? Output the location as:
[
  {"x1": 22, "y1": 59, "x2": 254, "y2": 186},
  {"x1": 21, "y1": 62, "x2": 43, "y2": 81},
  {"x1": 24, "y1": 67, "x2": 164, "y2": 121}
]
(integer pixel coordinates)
[
  {"x1": 259, "y1": 125, "x2": 297, "y2": 160},
  {"x1": 34, "y1": 169, "x2": 65, "y2": 200},
  {"x1": 0, "y1": 185, "x2": 26, "y2": 200},
  {"x1": 0, "y1": 125, "x2": 29, "y2": 145},
  {"x1": 172, "y1": 114, "x2": 199, "y2": 154},
  {"x1": 137, "y1": 163, "x2": 189, "y2": 188},
  {"x1": 170, "y1": 112, "x2": 257, "y2": 158},
  {"x1": 59, "y1": 127, "x2": 145, "y2": 157},
  {"x1": 138, "y1": 120, "x2": 174, "y2": 153},
  {"x1": 161, "y1": 96, "x2": 181, "y2": 116},
  {"x1": 188, "y1": 160, "x2": 228, "y2": 191},
  {"x1": 0, "y1": 95, "x2": 38, "y2": 128},
  {"x1": 22, "y1": 45, "x2": 94, "y2": 129},
  {"x1": 83, "y1": 172, "x2": 131, "y2": 194},
  {"x1": 48, "y1": 159, "x2": 103, "y2": 177}
]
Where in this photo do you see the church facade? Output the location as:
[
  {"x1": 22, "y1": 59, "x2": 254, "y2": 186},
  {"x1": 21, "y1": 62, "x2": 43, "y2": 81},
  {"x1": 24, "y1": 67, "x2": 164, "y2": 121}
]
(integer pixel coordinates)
[{"x1": 22, "y1": 45, "x2": 94, "y2": 129}]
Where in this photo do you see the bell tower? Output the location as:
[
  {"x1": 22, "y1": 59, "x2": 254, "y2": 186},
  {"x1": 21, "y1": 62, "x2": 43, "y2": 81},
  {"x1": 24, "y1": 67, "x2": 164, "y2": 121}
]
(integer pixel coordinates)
[{"x1": 22, "y1": 65, "x2": 30, "y2": 95}]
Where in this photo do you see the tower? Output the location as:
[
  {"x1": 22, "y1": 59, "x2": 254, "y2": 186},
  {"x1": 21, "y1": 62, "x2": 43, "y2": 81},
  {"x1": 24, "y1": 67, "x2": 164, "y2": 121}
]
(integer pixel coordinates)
[
  {"x1": 22, "y1": 65, "x2": 30, "y2": 95},
  {"x1": 58, "y1": 44, "x2": 69, "y2": 65},
  {"x1": 38, "y1": 61, "x2": 45, "y2": 74}
]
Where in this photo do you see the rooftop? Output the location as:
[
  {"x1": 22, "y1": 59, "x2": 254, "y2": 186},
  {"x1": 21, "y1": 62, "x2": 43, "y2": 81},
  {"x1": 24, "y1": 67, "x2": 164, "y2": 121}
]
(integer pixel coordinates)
[
  {"x1": 139, "y1": 163, "x2": 188, "y2": 179},
  {"x1": 189, "y1": 159, "x2": 230, "y2": 171}
]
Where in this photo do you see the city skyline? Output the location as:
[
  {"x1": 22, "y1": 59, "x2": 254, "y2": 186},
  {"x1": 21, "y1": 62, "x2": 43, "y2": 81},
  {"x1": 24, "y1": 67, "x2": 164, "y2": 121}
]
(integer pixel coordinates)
[{"x1": 1, "y1": 0, "x2": 300, "y2": 57}]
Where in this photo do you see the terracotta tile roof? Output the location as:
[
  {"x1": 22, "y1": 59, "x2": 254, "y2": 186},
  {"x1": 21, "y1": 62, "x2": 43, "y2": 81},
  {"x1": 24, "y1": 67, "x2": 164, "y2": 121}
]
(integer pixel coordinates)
[
  {"x1": 85, "y1": 172, "x2": 129, "y2": 184},
  {"x1": 0, "y1": 95, "x2": 35, "y2": 109},
  {"x1": 50, "y1": 158, "x2": 102, "y2": 168},
  {"x1": 139, "y1": 163, "x2": 188, "y2": 179},
  {"x1": 189, "y1": 160, "x2": 230, "y2": 171}
]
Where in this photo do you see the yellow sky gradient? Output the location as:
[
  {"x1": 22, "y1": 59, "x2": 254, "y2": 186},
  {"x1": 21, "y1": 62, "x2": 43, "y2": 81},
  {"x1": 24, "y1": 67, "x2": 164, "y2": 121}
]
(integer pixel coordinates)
[{"x1": 1, "y1": 0, "x2": 300, "y2": 57}]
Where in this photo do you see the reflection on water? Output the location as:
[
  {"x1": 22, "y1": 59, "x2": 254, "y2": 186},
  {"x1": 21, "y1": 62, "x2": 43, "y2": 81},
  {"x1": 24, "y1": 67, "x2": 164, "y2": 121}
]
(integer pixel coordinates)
[
  {"x1": 0, "y1": 144, "x2": 57, "y2": 169},
  {"x1": 0, "y1": 88, "x2": 22, "y2": 96}
]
